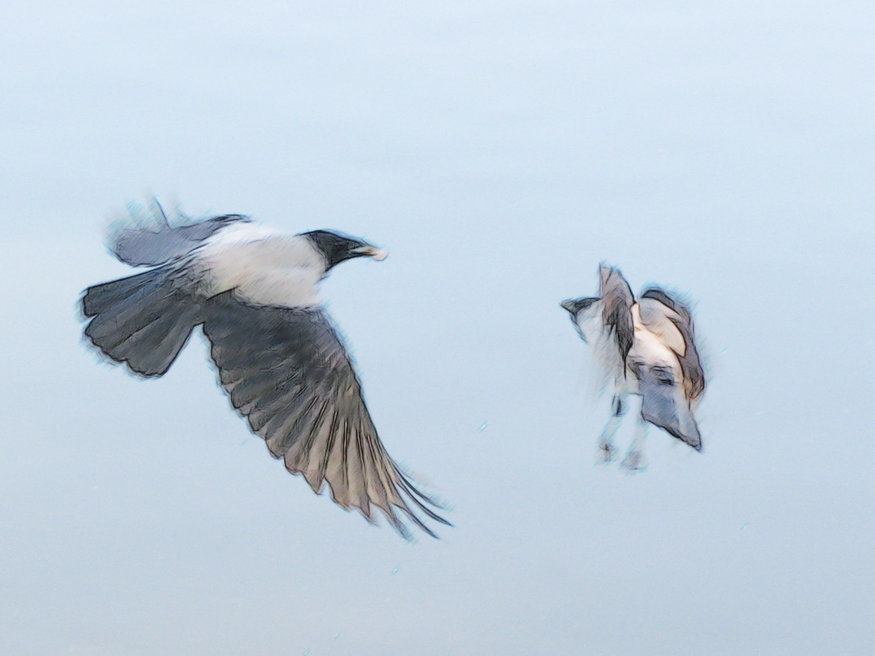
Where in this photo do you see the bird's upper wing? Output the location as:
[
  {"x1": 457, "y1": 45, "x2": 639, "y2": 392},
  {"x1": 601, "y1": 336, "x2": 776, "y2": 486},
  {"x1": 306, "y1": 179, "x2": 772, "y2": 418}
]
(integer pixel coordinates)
[
  {"x1": 109, "y1": 201, "x2": 251, "y2": 267},
  {"x1": 639, "y1": 288, "x2": 705, "y2": 400},
  {"x1": 598, "y1": 265, "x2": 635, "y2": 365},
  {"x1": 201, "y1": 291, "x2": 449, "y2": 539}
]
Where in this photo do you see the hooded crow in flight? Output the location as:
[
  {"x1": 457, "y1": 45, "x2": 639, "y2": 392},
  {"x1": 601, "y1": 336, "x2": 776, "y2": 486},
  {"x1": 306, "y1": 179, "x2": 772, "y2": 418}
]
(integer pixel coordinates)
[
  {"x1": 561, "y1": 264, "x2": 705, "y2": 469},
  {"x1": 81, "y1": 200, "x2": 449, "y2": 538}
]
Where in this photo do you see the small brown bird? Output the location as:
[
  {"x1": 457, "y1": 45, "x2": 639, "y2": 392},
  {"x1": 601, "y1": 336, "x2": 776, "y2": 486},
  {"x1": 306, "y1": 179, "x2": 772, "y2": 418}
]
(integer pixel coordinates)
[{"x1": 562, "y1": 264, "x2": 706, "y2": 469}]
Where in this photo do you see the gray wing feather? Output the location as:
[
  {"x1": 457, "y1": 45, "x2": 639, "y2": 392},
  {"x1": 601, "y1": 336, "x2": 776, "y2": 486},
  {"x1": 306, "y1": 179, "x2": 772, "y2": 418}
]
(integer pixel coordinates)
[
  {"x1": 598, "y1": 264, "x2": 635, "y2": 366},
  {"x1": 202, "y1": 292, "x2": 448, "y2": 539},
  {"x1": 640, "y1": 288, "x2": 705, "y2": 400},
  {"x1": 109, "y1": 202, "x2": 251, "y2": 266}
]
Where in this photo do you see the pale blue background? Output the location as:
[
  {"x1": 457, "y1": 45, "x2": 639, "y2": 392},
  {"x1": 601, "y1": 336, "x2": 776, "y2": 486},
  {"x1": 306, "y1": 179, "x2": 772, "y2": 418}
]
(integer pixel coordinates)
[{"x1": 2, "y1": 2, "x2": 873, "y2": 654}]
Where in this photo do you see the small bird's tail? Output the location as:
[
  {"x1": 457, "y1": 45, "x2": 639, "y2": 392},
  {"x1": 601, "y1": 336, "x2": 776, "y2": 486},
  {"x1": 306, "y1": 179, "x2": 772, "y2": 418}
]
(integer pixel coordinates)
[{"x1": 81, "y1": 266, "x2": 201, "y2": 377}]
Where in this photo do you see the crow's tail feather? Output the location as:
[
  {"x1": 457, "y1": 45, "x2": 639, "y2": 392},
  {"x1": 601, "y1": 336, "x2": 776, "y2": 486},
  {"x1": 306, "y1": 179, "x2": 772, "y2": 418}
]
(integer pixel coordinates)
[{"x1": 82, "y1": 266, "x2": 201, "y2": 377}]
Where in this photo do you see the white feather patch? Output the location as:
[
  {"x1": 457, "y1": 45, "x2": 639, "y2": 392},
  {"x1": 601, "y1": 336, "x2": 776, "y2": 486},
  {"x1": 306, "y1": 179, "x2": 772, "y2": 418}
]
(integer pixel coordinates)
[{"x1": 194, "y1": 223, "x2": 326, "y2": 307}]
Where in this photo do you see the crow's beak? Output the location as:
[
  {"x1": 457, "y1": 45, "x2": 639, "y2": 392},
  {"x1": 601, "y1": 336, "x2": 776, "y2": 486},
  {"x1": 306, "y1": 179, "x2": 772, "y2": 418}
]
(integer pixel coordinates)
[{"x1": 352, "y1": 245, "x2": 389, "y2": 261}]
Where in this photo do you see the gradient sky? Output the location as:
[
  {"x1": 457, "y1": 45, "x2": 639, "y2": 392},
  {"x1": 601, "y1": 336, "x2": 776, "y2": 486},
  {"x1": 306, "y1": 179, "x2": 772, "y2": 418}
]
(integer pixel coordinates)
[{"x1": 2, "y1": 2, "x2": 873, "y2": 654}]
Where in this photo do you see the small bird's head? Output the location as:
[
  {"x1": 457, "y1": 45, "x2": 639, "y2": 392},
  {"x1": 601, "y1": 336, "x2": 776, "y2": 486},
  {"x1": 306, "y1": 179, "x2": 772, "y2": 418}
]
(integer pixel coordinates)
[
  {"x1": 303, "y1": 230, "x2": 388, "y2": 270},
  {"x1": 560, "y1": 297, "x2": 600, "y2": 343}
]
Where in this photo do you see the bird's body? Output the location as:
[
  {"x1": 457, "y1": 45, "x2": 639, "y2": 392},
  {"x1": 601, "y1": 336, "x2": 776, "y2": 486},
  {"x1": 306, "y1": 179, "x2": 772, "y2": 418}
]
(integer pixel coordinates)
[
  {"x1": 562, "y1": 265, "x2": 705, "y2": 469},
  {"x1": 193, "y1": 222, "x2": 327, "y2": 306},
  {"x1": 82, "y1": 201, "x2": 445, "y2": 538}
]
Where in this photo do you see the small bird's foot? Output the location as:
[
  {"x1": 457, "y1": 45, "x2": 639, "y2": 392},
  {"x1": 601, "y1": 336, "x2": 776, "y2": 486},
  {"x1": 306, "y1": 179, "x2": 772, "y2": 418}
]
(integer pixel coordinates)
[
  {"x1": 621, "y1": 450, "x2": 646, "y2": 472},
  {"x1": 597, "y1": 441, "x2": 616, "y2": 464}
]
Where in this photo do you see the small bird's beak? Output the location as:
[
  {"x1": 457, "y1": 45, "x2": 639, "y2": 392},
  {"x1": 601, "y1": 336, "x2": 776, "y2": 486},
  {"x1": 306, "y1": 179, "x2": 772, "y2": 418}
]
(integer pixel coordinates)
[
  {"x1": 352, "y1": 245, "x2": 389, "y2": 261},
  {"x1": 560, "y1": 299, "x2": 576, "y2": 314},
  {"x1": 561, "y1": 297, "x2": 598, "y2": 316}
]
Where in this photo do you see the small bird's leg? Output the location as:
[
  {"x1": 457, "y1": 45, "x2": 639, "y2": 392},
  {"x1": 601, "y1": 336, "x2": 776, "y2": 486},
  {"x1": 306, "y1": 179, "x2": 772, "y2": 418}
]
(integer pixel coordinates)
[
  {"x1": 622, "y1": 417, "x2": 649, "y2": 472},
  {"x1": 597, "y1": 395, "x2": 626, "y2": 463}
]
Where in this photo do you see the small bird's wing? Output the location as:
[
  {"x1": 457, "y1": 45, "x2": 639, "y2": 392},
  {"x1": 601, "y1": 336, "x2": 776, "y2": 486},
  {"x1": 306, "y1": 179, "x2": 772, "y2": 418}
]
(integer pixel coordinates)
[
  {"x1": 598, "y1": 265, "x2": 635, "y2": 366},
  {"x1": 639, "y1": 288, "x2": 705, "y2": 401},
  {"x1": 638, "y1": 371, "x2": 702, "y2": 450},
  {"x1": 109, "y1": 201, "x2": 251, "y2": 267},
  {"x1": 201, "y1": 291, "x2": 449, "y2": 539}
]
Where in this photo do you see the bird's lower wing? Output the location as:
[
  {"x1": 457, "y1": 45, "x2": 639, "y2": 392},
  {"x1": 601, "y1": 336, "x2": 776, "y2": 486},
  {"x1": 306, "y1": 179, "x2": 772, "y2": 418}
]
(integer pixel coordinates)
[{"x1": 201, "y1": 291, "x2": 449, "y2": 539}]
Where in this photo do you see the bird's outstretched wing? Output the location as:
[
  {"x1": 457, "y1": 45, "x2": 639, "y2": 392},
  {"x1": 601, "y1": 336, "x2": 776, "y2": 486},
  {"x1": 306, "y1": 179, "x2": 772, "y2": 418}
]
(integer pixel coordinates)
[
  {"x1": 201, "y1": 292, "x2": 449, "y2": 539},
  {"x1": 598, "y1": 265, "x2": 635, "y2": 366},
  {"x1": 639, "y1": 288, "x2": 705, "y2": 401}
]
